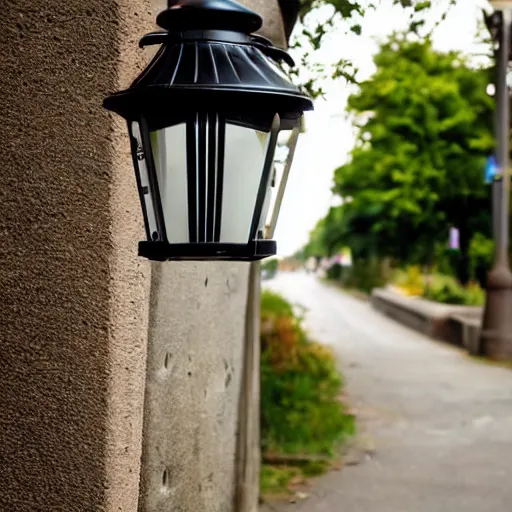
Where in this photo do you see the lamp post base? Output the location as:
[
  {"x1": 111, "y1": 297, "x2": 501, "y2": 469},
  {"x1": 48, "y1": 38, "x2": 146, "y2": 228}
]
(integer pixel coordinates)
[{"x1": 480, "y1": 263, "x2": 512, "y2": 360}]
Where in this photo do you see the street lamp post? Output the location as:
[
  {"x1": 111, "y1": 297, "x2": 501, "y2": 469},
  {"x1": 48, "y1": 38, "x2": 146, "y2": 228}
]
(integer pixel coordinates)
[
  {"x1": 481, "y1": 4, "x2": 512, "y2": 360},
  {"x1": 103, "y1": 0, "x2": 313, "y2": 262}
]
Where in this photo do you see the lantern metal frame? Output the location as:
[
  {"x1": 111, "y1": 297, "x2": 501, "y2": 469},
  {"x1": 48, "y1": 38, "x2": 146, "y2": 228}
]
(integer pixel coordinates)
[{"x1": 103, "y1": 0, "x2": 313, "y2": 261}]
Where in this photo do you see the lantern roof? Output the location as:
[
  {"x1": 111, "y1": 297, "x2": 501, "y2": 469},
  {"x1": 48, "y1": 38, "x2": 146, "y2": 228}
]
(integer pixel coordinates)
[{"x1": 103, "y1": 0, "x2": 313, "y2": 128}]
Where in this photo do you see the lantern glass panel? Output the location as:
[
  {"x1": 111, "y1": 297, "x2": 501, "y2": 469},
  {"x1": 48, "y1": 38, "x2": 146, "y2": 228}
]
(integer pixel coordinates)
[
  {"x1": 259, "y1": 125, "x2": 301, "y2": 239},
  {"x1": 258, "y1": 172, "x2": 274, "y2": 235},
  {"x1": 150, "y1": 124, "x2": 188, "y2": 243},
  {"x1": 221, "y1": 123, "x2": 271, "y2": 243}
]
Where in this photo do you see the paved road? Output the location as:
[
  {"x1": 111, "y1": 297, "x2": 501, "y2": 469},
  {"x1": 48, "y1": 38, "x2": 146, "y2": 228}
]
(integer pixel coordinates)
[{"x1": 261, "y1": 272, "x2": 512, "y2": 512}]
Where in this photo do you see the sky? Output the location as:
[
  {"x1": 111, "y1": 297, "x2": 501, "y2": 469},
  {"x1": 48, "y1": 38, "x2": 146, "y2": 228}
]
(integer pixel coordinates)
[{"x1": 273, "y1": 0, "x2": 490, "y2": 257}]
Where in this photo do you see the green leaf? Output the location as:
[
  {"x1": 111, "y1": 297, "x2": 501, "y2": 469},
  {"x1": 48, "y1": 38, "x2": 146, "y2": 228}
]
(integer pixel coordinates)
[{"x1": 414, "y1": 1, "x2": 432, "y2": 12}]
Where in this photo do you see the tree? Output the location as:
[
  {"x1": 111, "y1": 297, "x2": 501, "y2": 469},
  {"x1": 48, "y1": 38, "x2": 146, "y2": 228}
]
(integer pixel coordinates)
[
  {"x1": 311, "y1": 35, "x2": 494, "y2": 282},
  {"x1": 293, "y1": 0, "x2": 459, "y2": 97},
  {"x1": 303, "y1": 206, "x2": 346, "y2": 258}
]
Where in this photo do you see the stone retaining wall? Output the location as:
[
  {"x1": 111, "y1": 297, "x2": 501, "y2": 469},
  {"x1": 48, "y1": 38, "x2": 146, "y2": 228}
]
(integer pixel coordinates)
[{"x1": 371, "y1": 288, "x2": 482, "y2": 354}]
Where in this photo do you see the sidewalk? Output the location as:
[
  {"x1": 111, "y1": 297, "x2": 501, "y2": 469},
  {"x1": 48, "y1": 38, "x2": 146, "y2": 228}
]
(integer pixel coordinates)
[{"x1": 261, "y1": 273, "x2": 512, "y2": 512}]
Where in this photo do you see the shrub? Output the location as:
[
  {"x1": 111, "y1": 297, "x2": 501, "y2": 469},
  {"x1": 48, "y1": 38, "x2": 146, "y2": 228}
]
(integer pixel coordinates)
[
  {"x1": 469, "y1": 233, "x2": 494, "y2": 288},
  {"x1": 260, "y1": 290, "x2": 355, "y2": 458},
  {"x1": 463, "y1": 283, "x2": 486, "y2": 306},
  {"x1": 389, "y1": 267, "x2": 485, "y2": 306},
  {"x1": 261, "y1": 290, "x2": 294, "y2": 320},
  {"x1": 342, "y1": 258, "x2": 387, "y2": 293},
  {"x1": 392, "y1": 265, "x2": 425, "y2": 296},
  {"x1": 423, "y1": 275, "x2": 485, "y2": 306}
]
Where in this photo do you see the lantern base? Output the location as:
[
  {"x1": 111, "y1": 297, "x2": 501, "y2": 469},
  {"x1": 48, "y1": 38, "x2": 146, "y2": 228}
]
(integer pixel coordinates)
[{"x1": 138, "y1": 240, "x2": 277, "y2": 261}]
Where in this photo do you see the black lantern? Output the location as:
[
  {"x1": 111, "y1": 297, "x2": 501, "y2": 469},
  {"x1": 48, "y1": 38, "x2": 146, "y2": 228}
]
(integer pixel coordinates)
[{"x1": 103, "y1": 0, "x2": 313, "y2": 261}]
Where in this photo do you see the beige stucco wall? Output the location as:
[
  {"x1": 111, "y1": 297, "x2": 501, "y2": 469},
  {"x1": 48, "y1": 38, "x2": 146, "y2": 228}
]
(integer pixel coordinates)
[
  {"x1": 1, "y1": 0, "x2": 286, "y2": 510},
  {"x1": 239, "y1": 0, "x2": 287, "y2": 48},
  {"x1": 0, "y1": 0, "x2": 153, "y2": 510}
]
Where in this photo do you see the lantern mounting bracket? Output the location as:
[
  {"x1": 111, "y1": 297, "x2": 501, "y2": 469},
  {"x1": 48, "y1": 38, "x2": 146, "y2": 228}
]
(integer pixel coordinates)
[{"x1": 139, "y1": 32, "x2": 169, "y2": 48}]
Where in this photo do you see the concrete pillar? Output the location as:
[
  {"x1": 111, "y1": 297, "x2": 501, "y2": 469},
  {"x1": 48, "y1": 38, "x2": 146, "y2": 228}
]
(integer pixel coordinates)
[
  {"x1": 0, "y1": 1, "x2": 154, "y2": 509},
  {"x1": 1, "y1": 0, "x2": 287, "y2": 510},
  {"x1": 138, "y1": 263, "x2": 250, "y2": 511}
]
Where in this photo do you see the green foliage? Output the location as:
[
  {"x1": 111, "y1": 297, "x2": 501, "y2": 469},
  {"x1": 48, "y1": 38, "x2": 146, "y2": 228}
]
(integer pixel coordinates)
[
  {"x1": 326, "y1": 262, "x2": 343, "y2": 281},
  {"x1": 260, "y1": 465, "x2": 300, "y2": 495},
  {"x1": 303, "y1": 207, "x2": 345, "y2": 259},
  {"x1": 303, "y1": 218, "x2": 328, "y2": 259},
  {"x1": 261, "y1": 290, "x2": 295, "y2": 319},
  {"x1": 300, "y1": 460, "x2": 330, "y2": 476},
  {"x1": 261, "y1": 258, "x2": 279, "y2": 279},
  {"x1": 260, "y1": 290, "x2": 355, "y2": 458},
  {"x1": 432, "y1": 242, "x2": 458, "y2": 276},
  {"x1": 339, "y1": 259, "x2": 387, "y2": 293},
  {"x1": 262, "y1": 258, "x2": 279, "y2": 273},
  {"x1": 293, "y1": 247, "x2": 307, "y2": 262},
  {"x1": 335, "y1": 37, "x2": 492, "y2": 262},
  {"x1": 303, "y1": 36, "x2": 493, "y2": 282},
  {"x1": 293, "y1": 0, "x2": 459, "y2": 97},
  {"x1": 469, "y1": 233, "x2": 494, "y2": 287},
  {"x1": 424, "y1": 275, "x2": 485, "y2": 306},
  {"x1": 392, "y1": 265, "x2": 425, "y2": 296},
  {"x1": 392, "y1": 267, "x2": 485, "y2": 304},
  {"x1": 260, "y1": 460, "x2": 328, "y2": 496}
]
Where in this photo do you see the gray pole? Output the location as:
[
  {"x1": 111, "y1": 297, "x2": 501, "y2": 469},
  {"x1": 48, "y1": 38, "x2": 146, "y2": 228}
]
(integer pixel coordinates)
[
  {"x1": 492, "y1": 45, "x2": 502, "y2": 244},
  {"x1": 497, "y1": 9, "x2": 511, "y2": 264},
  {"x1": 480, "y1": 9, "x2": 512, "y2": 360}
]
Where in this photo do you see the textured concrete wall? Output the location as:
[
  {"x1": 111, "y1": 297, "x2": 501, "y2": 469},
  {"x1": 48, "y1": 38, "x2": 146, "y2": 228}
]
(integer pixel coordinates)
[
  {"x1": 0, "y1": 1, "x2": 153, "y2": 510},
  {"x1": 139, "y1": 263, "x2": 250, "y2": 511}
]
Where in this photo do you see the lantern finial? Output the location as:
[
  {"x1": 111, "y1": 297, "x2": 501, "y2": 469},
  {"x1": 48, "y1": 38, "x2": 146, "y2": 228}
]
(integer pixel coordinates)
[{"x1": 156, "y1": 0, "x2": 262, "y2": 33}]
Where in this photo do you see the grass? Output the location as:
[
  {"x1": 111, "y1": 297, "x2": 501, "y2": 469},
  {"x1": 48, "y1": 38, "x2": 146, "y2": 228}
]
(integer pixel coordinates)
[
  {"x1": 260, "y1": 465, "x2": 301, "y2": 497},
  {"x1": 260, "y1": 460, "x2": 334, "y2": 498}
]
